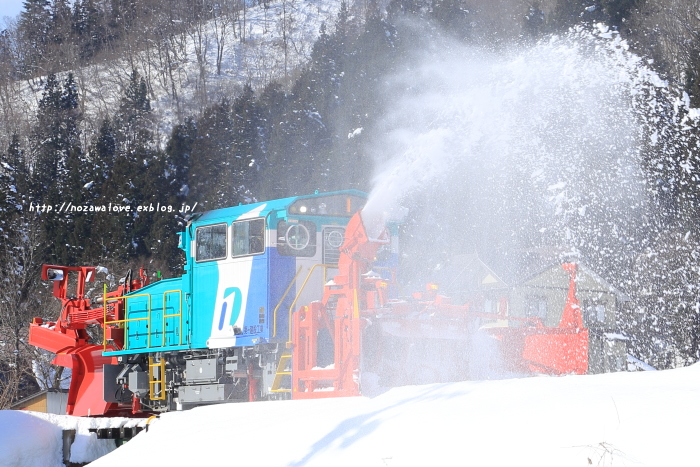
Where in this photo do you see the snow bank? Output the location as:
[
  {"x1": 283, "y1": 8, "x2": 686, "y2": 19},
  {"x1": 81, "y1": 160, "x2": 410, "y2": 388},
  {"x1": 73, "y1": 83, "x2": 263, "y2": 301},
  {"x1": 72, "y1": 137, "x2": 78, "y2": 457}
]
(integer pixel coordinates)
[
  {"x1": 0, "y1": 411, "x2": 63, "y2": 467},
  {"x1": 89, "y1": 364, "x2": 700, "y2": 466},
  {"x1": 4, "y1": 365, "x2": 697, "y2": 466},
  {"x1": 0, "y1": 411, "x2": 147, "y2": 466}
]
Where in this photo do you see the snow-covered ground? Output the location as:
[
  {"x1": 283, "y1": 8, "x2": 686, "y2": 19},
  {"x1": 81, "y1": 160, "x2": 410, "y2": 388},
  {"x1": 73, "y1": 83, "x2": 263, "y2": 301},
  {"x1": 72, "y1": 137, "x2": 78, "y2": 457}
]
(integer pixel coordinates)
[
  {"x1": 3, "y1": 365, "x2": 698, "y2": 466},
  {"x1": 0, "y1": 411, "x2": 146, "y2": 466}
]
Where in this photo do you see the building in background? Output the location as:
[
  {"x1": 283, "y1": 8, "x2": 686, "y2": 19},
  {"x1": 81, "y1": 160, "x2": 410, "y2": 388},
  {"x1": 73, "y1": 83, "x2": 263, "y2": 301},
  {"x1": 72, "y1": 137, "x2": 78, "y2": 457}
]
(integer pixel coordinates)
[
  {"x1": 440, "y1": 251, "x2": 631, "y2": 374},
  {"x1": 10, "y1": 389, "x2": 68, "y2": 414}
]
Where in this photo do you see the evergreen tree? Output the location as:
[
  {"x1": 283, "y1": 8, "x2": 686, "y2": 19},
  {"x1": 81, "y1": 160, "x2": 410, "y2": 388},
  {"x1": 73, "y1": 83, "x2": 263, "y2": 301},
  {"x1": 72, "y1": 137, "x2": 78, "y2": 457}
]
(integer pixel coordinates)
[
  {"x1": 72, "y1": 0, "x2": 105, "y2": 61},
  {"x1": 108, "y1": 0, "x2": 138, "y2": 38},
  {"x1": 6, "y1": 136, "x2": 29, "y2": 197},
  {"x1": 139, "y1": 146, "x2": 186, "y2": 273},
  {"x1": 82, "y1": 69, "x2": 157, "y2": 263},
  {"x1": 116, "y1": 69, "x2": 153, "y2": 151},
  {"x1": 48, "y1": 0, "x2": 73, "y2": 48},
  {"x1": 32, "y1": 73, "x2": 83, "y2": 264},
  {"x1": 0, "y1": 136, "x2": 30, "y2": 255},
  {"x1": 33, "y1": 73, "x2": 67, "y2": 200},
  {"x1": 152, "y1": 119, "x2": 195, "y2": 272},
  {"x1": 82, "y1": 118, "x2": 117, "y2": 261},
  {"x1": 165, "y1": 118, "x2": 195, "y2": 199},
  {"x1": 89, "y1": 118, "x2": 118, "y2": 198},
  {"x1": 599, "y1": 0, "x2": 639, "y2": 29},
  {"x1": 685, "y1": 47, "x2": 700, "y2": 108},
  {"x1": 231, "y1": 84, "x2": 262, "y2": 199},
  {"x1": 92, "y1": 150, "x2": 138, "y2": 261},
  {"x1": 64, "y1": 144, "x2": 91, "y2": 263},
  {"x1": 549, "y1": 0, "x2": 638, "y2": 32},
  {"x1": 1, "y1": 135, "x2": 28, "y2": 214},
  {"x1": 0, "y1": 151, "x2": 19, "y2": 245},
  {"x1": 550, "y1": 0, "x2": 607, "y2": 32},
  {"x1": 18, "y1": 0, "x2": 51, "y2": 75},
  {"x1": 322, "y1": 14, "x2": 398, "y2": 192},
  {"x1": 91, "y1": 137, "x2": 157, "y2": 262},
  {"x1": 188, "y1": 99, "x2": 234, "y2": 209},
  {"x1": 256, "y1": 82, "x2": 292, "y2": 200},
  {"x1": 127, "y1": 143, "x2": 160, "y2": 258}
]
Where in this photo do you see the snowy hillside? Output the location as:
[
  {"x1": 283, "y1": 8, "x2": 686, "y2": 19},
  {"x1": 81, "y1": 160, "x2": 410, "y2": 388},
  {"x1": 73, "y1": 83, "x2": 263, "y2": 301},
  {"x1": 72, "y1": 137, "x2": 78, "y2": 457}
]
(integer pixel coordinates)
[
  {"x1": 5, "y1": 0, "x2": 345, "y2": 143},
  {"x1": 3, "y1": 365, "x2": 697, "y2": 466}
]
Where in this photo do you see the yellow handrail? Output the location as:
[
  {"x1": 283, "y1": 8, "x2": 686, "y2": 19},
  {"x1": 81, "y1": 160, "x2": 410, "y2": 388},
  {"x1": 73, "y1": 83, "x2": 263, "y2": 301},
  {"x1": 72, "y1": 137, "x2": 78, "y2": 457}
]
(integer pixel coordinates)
[
  {"x1": 287, "y1": 264, "x2": 337, "y2": 343},
  {"x1": 162, "y1": 290, "x2": 183, "y2": 346},
  {"x1": 103, "y1": 293, "x2": 153, "y2": 350},
  {"x1": 272, "y1": 266, "x2": 303, "y2": 338},
  {"x1": 103, "y1": 289, "x2": 185, "y2": 351}
]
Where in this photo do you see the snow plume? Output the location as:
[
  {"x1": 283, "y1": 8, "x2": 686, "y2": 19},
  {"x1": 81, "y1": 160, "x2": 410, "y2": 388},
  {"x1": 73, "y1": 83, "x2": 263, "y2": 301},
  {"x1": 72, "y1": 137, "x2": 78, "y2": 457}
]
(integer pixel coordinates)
[
  {"x1": 360, "y1": 23, "x2": 696, "y2": 376},
  {"x1": 364, "y1": 24, "x2": 679, "y2": 286}
]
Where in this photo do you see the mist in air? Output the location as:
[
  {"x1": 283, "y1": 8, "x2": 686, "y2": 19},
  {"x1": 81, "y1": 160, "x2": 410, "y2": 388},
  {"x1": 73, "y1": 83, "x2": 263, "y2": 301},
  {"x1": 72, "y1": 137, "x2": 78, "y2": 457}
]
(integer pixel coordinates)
[{"x1": 362, "y1": 24, "x2": 674, "y2": 291}]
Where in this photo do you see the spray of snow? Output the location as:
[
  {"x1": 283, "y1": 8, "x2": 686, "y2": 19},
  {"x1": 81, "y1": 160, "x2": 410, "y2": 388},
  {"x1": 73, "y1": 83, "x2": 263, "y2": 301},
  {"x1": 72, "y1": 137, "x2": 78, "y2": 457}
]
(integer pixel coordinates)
[
  {"x1": 360, "y1": 23, "x2": 691, "y2": 378},
  {"x1": 364, "y1": 25, "x2": 665, "y2": 238},
  {"x1": 361, "y1": 24, "x2": 692, "y2": 284}
]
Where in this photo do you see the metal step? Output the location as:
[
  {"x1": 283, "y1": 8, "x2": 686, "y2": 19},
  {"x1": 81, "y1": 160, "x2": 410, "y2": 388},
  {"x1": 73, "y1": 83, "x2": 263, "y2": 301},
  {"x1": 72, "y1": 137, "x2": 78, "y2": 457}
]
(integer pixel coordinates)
[{"x1": 270, "y1": 353, "x2": 292, "y2": 393}]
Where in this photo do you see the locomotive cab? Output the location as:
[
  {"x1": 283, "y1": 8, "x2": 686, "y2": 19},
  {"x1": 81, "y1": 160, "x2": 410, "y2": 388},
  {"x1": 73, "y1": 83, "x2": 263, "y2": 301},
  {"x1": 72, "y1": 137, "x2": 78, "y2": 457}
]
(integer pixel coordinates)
[{"x1": 103, "y1": 190, "x2": 367, "y2": 411}]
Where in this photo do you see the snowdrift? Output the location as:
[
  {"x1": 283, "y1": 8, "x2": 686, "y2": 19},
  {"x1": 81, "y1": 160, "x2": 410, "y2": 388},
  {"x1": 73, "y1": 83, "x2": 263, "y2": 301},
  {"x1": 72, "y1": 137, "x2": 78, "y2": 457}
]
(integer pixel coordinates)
[
  {"x1": 87, "y1": 365, "x2": 698, "y2": 466},
  {"x1": 2, "y1": 365, "x2": 697, "y2": 466}
]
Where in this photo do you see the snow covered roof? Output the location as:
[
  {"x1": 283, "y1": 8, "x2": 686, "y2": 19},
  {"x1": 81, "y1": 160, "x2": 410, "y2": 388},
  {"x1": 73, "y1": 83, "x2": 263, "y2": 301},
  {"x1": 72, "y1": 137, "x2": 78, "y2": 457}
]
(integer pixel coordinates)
[
  {"x1": 476, "y1": 248, "x2": 631, "y2": 301},
  {"x1": 478, "y1": 247, "x2": 573, "y2": 287},
  {"x1": 627, "y1": 354, "x2": 657, "y2": 371}
]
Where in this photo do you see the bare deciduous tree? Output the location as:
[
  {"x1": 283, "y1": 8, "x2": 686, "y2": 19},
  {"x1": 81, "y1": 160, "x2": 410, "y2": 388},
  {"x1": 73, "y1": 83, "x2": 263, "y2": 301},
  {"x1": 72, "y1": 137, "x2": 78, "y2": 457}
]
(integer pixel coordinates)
[
  {"x1": 213, "y1": 0, "x2": 235, "y2": 75},
  {"x1": 629, "y1": 0, "x2": 700, "y2": 82},
  {"x1": 0, "y1": 215, "x2": 48, "y2": 408}
]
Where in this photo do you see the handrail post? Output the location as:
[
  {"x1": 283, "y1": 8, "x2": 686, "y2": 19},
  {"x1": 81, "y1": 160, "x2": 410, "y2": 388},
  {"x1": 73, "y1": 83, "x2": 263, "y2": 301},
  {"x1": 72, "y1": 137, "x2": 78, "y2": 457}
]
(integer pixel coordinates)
[
  {"x1": 103, "y1": 283, "x2": 107, "y2": 351},
  {"x1": 103, "y1": 293, "x2": 153, "y2": 353},
  {"x1": 286, "y1": 264, "x2": 337, "y2": 344},
  {"x1": 162, "y1": 290, "x2": 183, "y2": 346},
  {"x1": 272, "y1": 266, "x2": 304, "y2": 338}
]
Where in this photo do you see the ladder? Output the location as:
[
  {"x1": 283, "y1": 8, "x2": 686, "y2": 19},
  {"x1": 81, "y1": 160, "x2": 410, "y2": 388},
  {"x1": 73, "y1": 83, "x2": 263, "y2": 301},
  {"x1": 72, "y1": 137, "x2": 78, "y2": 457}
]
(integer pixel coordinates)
[
  {"x1": 270, "y1": 352, "x2": 292, "y2": 393},
  {"x1": 148, "y1": 356, "x2": 166, "y2": 400}
]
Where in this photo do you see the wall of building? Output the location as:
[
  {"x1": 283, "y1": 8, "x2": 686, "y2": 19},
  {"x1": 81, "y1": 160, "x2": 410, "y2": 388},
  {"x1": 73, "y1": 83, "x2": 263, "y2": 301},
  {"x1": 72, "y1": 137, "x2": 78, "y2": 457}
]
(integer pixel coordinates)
[
  {"x1": 12, "y1": 391, "x2": 68, "y2": 414},
  {"x1": 14, "y1": 395, "x2": 47, "y2": 412},
  {"x1": 509, "y1": 265, "x2": 627, "y2": 374}
]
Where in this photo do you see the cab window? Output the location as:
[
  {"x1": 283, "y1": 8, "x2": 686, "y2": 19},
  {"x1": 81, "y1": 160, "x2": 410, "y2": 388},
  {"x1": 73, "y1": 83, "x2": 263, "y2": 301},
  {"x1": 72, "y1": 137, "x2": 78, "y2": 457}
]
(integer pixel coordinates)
[
  {"x1": 196, "y1": 224, "x2": 227, "y2": 261},
  {"x1": 232, "y1": 218, "x2": 265, "y2": 257}
]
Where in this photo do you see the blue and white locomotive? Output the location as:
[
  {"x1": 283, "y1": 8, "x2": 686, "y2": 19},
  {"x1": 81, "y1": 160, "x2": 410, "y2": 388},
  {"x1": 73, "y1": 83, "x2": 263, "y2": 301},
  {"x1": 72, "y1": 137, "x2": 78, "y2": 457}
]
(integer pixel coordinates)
[{"x1": 104, "y1": 190, "x2": 367, "y2": 410}]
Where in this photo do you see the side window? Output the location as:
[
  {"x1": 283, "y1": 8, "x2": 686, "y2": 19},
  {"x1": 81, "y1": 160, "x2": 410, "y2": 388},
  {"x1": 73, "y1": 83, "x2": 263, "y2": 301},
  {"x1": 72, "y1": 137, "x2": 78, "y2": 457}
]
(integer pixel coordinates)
[
  {"x1": 196, "y1": 224, "x2": 227, "y2": 261},
  {"x1": 525, "y1": 296, "x2": 547, "y2": 321},
  {"x1": 277, "y1": 220, "x2": 316, "y2": 257},
  {"x1": 232, "y1": 218, "x2": 266, "y2": 257},
  {"x1": 583, "y1": 300, "x2": 606, "y2": 325}
]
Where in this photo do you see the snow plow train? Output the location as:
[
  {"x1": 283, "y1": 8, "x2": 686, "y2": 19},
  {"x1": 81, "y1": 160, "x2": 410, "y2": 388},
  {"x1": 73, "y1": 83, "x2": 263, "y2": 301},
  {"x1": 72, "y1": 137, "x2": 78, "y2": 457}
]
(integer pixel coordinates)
[{"x1": 28, "y1": 190, "x2": 588, "y2": 417}]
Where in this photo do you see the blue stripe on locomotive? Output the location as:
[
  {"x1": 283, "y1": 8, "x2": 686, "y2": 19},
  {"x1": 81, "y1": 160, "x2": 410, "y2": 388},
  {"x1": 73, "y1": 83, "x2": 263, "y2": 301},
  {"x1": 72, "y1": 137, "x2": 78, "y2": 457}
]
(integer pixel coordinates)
[{"x1": 106, "y1": 190, "x2": 366, "y2": 357}]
